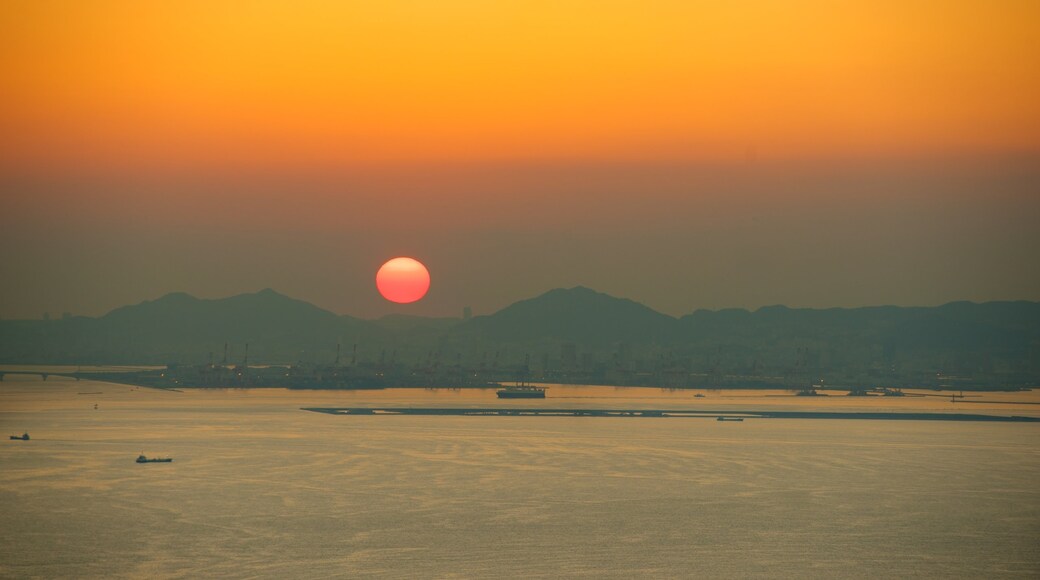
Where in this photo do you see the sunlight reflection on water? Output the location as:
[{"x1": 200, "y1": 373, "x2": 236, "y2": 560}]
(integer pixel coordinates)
[{"x1": 1, "y1": 377, "x2": 1038, "y2": 578}]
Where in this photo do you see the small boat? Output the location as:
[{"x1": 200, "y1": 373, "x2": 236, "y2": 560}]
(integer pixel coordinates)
[
  {"x1": 498, "y1": 357, "x2": 545, "y2": 399},
  {"x1": 716, "y1": 417, "x2": 744, "y2": 422},
  {"x1": 496, "y1": 382, "x2": 546, "y2": 399},
  {"x1": 9, "y1": 432, "x2": 30, "y2": 441},
  {"x1": 136, "y1": 454, "x2": 172, "y2": 463}
]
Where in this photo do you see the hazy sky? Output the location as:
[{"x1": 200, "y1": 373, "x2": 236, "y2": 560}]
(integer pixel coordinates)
[{"x1": 1, "y1": 1, "x2": 1038, "y2": 319}]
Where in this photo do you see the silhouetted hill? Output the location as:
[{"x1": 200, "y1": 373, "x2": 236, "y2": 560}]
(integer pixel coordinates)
[
  {"x1": 678, "y1": 301, "x2": 1040, "y2": 354},
  {"x1": 881, "y1": 301, "x2": 1040, "y2": 352},
  {"x1": 0, "y1": 288, "x2": 1037, "y2": 388},
  {"x1": 0, "y1": 289, "x2": 382, "y2": 364},
  {"x1": 675, "y1": 301, "x2": 1040, "y2": 386},
  {"x1": 103, "y1": 288, "x2": 355, "y2": 339},
  {"x1": 458, "y1": 286, "x2": 676, "y2": 345}
]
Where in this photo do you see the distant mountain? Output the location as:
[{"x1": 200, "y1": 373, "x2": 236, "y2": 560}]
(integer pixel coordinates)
[
  {"x1": 457, "y1": 286, "x2": 677, "y2": 345},
  {"x1": 1, "y1": 287, "x2": 1037, "y2": 388},
  {"x1": 0, "y1": 289, "x2": 382, "y2": 364},
  {"x1": 678, "y1": 301, "x2": 1040, "y2": 354},
  {"x1": 102, "y1": 288, "x2": 357, "y2": 340},
  {"x1": 881, "y1": 301, "x2": 1040, "y2": 353},
  {"x1": 674, "y1": 301, "x2": 1040, "y2": 386}
]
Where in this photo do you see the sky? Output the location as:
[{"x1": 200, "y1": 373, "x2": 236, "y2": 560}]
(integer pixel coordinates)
[{"x1": 1, "y1": 0, "x2": 1038, "y2": 319}]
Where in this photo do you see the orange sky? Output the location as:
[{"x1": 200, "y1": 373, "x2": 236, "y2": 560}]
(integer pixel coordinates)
[
  {"x1": 2, "y1": 0, "x2": 1038, "y2": 172},
  {"x1": 1, "y1": 1, "x2": 1039, "y2": 320}
]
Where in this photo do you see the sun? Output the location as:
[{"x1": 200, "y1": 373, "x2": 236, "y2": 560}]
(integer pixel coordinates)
[{"x1": 376, "y1": 257, "x2": 431, "y2": 304}]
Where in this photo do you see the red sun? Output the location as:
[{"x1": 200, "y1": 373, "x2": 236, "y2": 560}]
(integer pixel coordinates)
[{"x1": 376, "y1": 257, "x2": 430, "y2": 304}]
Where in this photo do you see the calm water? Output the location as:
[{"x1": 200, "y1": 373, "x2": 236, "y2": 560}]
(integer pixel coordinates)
[{"x1": 1, "y1": 374, "x2": 1038, "y2": 578}]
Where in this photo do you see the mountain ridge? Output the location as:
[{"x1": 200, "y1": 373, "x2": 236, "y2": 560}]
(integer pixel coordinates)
[{"x1": 1, "y1": 287, "x2": 1037, "y2": 388}]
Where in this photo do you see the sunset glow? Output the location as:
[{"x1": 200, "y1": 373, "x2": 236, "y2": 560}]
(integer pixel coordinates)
[
  {"x1": 1, "y1": 0, "x2": 1037, "y2": 174},
  {"x1": 1, "y1": 0, "x2": 1038, "y2": 320}
]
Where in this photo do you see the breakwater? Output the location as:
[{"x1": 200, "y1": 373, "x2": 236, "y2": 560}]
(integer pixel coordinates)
[{"x1": 302, "y1": 407, "x2": 1040, "y2": 422}]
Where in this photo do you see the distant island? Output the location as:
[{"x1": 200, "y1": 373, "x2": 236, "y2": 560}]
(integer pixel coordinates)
[{"x1": 1, "y1": 287, "x2": 1038, "y2": 391}]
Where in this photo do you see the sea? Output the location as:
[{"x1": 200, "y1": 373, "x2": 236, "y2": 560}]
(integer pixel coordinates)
[{"x1": 1, "y1": 370, "x2": 1038, "y2": 578}]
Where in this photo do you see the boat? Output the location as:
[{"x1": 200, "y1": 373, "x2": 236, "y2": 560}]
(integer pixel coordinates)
[
  {"x1": 9, "y1": 432, "x2": 30, "y2": 440},
  {"x1": 497, "y1": 358, "x2": 546, "y2": 398},
  {"x1": 716, "y1": 417, "x2": 744, "y2": 422},
  {"x1": 496, "y1": 381, "x2": 546, "y2": 399},
  {"x1": 136, "y1": 454, "x2": 172, "y2": 463}
]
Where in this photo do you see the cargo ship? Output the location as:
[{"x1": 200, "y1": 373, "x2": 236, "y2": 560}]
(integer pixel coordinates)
[
  {"x1": 9, "y1": 432, "x2": 30, "y2": 441},
  {"x1": 496, "y1": 380, "x2": 546, "y2": 399},
  {"x1": 136, "y1": 454, "x2": 173, "y2": 463}
]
